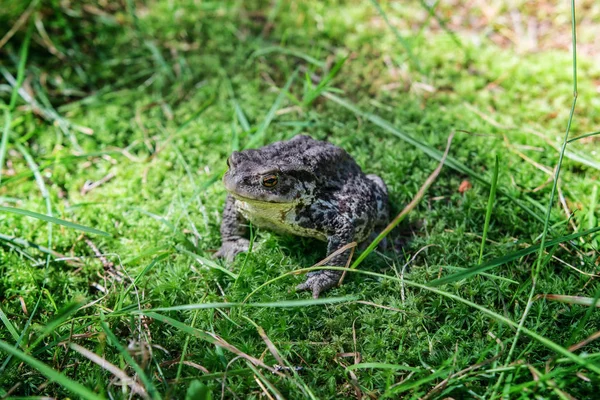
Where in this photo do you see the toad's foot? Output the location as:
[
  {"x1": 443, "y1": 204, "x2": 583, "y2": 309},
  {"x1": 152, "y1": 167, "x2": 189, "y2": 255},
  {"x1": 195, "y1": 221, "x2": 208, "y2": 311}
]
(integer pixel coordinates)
[
  {"x1": 214, "y1": 238, "x2": 250, "y2": 261},
  {"x1": 296, "y1": 270, "x2": 343, "y2": 299}
]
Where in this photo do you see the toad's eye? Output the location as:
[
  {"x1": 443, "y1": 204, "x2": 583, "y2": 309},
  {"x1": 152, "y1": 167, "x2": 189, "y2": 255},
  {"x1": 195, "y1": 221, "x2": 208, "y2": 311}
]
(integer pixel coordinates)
[{"x1": 261, "y1": 174, "x2": 278, "y2": 188}]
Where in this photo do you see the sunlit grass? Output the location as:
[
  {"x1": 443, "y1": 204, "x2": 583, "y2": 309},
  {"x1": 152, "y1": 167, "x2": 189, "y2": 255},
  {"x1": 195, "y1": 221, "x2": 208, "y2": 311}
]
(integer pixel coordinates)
[{"x1": 0, "y1": 0, "x2": 599, "y2": 398}]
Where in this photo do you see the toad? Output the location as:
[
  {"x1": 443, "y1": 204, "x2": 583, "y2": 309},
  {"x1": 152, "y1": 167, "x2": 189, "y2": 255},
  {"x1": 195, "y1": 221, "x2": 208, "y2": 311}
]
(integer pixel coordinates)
[{"x1": 216, "y1": 135, "x2": 389, "y2": 297}]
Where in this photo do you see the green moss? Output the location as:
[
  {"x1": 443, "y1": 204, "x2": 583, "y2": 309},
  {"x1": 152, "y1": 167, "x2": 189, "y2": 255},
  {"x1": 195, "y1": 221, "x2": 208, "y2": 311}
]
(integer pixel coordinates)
[{"x1": 1, "y1": 0, "x2": 599, "y2": 398}]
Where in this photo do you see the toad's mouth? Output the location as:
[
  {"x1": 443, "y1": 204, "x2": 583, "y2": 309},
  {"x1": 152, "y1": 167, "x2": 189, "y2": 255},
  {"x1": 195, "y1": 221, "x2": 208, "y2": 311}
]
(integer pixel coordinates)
[{"x1": 229, "y1": 191, "x2": 295, "y2": 205}]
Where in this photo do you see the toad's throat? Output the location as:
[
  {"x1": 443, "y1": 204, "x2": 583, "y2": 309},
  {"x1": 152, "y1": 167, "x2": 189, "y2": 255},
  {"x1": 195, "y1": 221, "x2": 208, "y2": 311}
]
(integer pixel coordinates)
[{"x1": 233, "y1": 197, "x2": 327, "y2": 241}]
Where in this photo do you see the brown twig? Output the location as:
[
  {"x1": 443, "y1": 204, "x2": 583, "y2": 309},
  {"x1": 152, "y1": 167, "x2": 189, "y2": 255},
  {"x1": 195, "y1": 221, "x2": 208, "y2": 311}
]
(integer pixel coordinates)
[
  {"x1": 349, "y1": 131, "x2": 455, "y2": 270},
  {"x1": 70, "y1": 343, "x2": 149, "y2": 399},
  {"x1": 0, "y1": 1, "x2": 36, "y2": 50},
  {"x1": 81, "y1": 172, "x2": 116, "y2": 195}
]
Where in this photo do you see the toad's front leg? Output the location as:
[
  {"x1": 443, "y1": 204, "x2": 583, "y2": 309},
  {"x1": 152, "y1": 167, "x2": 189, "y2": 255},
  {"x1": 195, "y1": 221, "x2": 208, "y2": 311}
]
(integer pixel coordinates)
[
  {"x1": 296, "y1": 227, "x2": 354, "y2": 298},
  {"x1": 215, "y1": 194, "x2": 250, "y2": 261}
]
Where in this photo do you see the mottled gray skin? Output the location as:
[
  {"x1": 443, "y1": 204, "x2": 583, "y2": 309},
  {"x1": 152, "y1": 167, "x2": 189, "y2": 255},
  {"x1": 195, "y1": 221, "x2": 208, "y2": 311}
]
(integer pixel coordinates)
[{"x1": 216, "y1": 135, "x2": 389, "y2": 298}]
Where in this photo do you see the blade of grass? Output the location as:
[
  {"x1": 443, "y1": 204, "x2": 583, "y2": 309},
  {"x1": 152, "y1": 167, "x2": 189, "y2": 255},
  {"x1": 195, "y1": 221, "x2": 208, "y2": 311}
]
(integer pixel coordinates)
[
  {"x1": 303, "y1": 56, "x2": 347, "y2": 106},
  {"x1": 0, "y1": 340, "x2": 104, "y2": 400},
  {"x1": 428, "y1": 225, "x2": 600, "y2": 286},
  {"x1": 250, "y1": 46, "x2": 325, "y2": 67},
  {"x1": 234, "y1": 223, "x2": 255, "y2": 288},
  {"x1": 538, "y1": 294, "x2": 600, "y2": 307},
  {"x1": 417, "y1": 0, "x2": 463, "y2": 50},
  {"x1": 322, "y1": 92, "x2": 547, "y2": 226},
  {"x1": 0, "y1": 22, "x2": 32, "y2": 185},
  {"x1": 587, "y1": 184, "x2": 598, "y2": 233},
  {"x1": 141, "y1": 312, "x2": 282, "y2": 375},
  {"x1": 246, "y1": 361, "x2": 285, "y2": 400},
  {"x1": 0, "y1": 206, "x2": 110, "y2": 237},
  {"x1": 567, "y1": 130, "x2": 600, "y2": 143},
  {"x1": 0, "y1": 306, "x2": 20, "y2": 343},
  {"x1": 478, "y1": 155, "x2": 499, "y2": 264},
  {"x1": 121, "y1": 244, "x2": 170, "y2": 265},
  {"x1": 568, "y1": 280, "x2": 600, "y2": 347},
  {"x1": 246, "y1": 318, "x2": 317, "y2": 400},
  {"x1": 119, "y1": 252, "x2": 171, "y2": 306},
  {"x1": 176, "y1": 309, "x2": 200, "y2": 382},
  {"x1": 29, "y1": 299, "x2": 85, "y2": 350},
  {"x1": 369, "y1": 0, "x2": 421, "y2": 72},
  {"x1": 245, "y1": 69, "x2": 298, "y2": 149},
  {"x1": 100, "y1": 320, "x2": 161, "y2": 400},
  {"x1": 221, "y1": 71, "x2": 251, "y2": 133},
  {"x1": 131, "y1": 207, "x2": 196, "y2": 251},
  {"x1": 8, "y1": 20, "x2": 32, "y2": 110},
  {"x1": 137, "y1": 296, "x2": 357, "y2": 313},
  {"x1": 494, "y1": 1, "x2": 580, "y2": 396},
  {"x1": 0, "y1": 68, "x2": 85, "y2": 152},
  {"x1": 0, "y1": 0, "x2": 37, "y2": 50},
  {"x1": 0, "y1": 237, "x2": 39, "y2": 263},
  {"x1": 440, "y1": 266, "x2": 518, "y2": 284},
  {"x1": 2, "y1": 141, "x2": 58, "y2": 373},
  {"x1": 350, "y1": 131, "x2": 454, "y2": 270},
  {"x1": 176, "y1": 246, "x2": 239, "y2": 279},
  {"x1": 384, "y1": 368, "x2": 449, "y2": 396},
  {"x1": 175, "y1": 92, "x2": 217, "y2": 135},
  {"x1": 16, "y1": 141, "x2": 54, "y2": 252},
  {"x1": 242, "y1": 266, "x2": 600, "y2": 374},
  {"x1": 0, "y1": 109, "x2": 11, "y2": 186},
  {"x1": 346, "y1": 363, "x2": 420, "y2": 372},
  {"x1": 0, "y1": 232, "x2": 77, "y2": 260},
  {"x1": 70, "y1": 342, "x2": 148, "y2": 398}
]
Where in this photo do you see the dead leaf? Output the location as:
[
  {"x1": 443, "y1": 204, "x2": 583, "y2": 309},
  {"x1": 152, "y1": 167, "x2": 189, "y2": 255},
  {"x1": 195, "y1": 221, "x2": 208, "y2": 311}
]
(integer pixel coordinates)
[{"x1": 458, "y1": 180, "x2": 472, "y2": 193}]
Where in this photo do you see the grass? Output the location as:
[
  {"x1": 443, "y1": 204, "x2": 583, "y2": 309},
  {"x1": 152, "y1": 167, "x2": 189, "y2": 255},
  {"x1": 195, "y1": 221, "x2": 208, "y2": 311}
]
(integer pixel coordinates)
[{"x1": 1, "y1": 0, "x2": 600, "y2": 398}]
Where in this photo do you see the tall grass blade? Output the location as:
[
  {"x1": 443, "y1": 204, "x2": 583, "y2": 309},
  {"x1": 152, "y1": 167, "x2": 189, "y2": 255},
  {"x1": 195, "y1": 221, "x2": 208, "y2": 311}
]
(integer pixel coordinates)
[
  {"x1": 100, "y1": 320, "x2": 161, "y2": 400},
  {"x1": 0, "y1": 21, "x2": 32, "y2": 185},
  {"x1": 141, "y1": 312, "x2": 278, "y2": 374},
  {"x1": 429, "y1": 225, "x2": 600, "y2": 286},
  {"x1": 368, "y1": 0, "x2": 421, "y2": 72},
  {"x1": 221, "y1": 73, "x2": 251, "y2": 133},
  {"x1": 495, "y1": 1, "x2": 581, "y2": 395},
  {"x1": 417, "y1": 0, "x2": 463, "y2": 50},
  {"x1": 322, "y1": 92, "x2": 548, "y2": 225},
  {"x1": 539, "y1": 294, "x2": 600, "y2": 307},
  {"x1": 0, "y1": 109, "x2": 11, "y2": 186},
  {"x1": 246, "y1": 362, "x2": 285, "y2": 400},
  {"x1": 139, "y1": 296, "x2": 356, "y2": 312},
  {"x1": 303, "y1": 56, "x2": 347, "y2": 106},
  {"x1": 120, "y1": 252, "x2": 171, "y2": 303},
  {"x1": 479, "y1": 155, "x2": 499, "y2": 264},
  {"x1": 245, "y1": 69, "x2": 298, "y2": 149},
  {"x1": 176, "y1": 247, "x2": 238, "y2": 279},
  {"x1": 250, "y1": 47, "x2": 325, "y2": 67},
  {"x1": 351, "y1": 131, "x2": 454, "y2": 270},
  {"x1": 29, "y1": 299, "x2": 85, "y2": 350},
  {"x1": 567, "y1": 130, "x2": 600, "y2": 143},
  {"x1": 0, "y1": 307, "x2": 20, "y2": 343},
  {"x1": 8, "y1": 20, "x2": 32, "y2": 109},
  {"x1": 0, "y1": 206, "x2": 110, "y2": 237},
  {"x1": 244, "y1": 266, "x2": 600, "y2": 374},
  {"x1": 346, "y1": 363, "x2": 420, "y2": 372},
  {"x1": 0, "y1": 340, "x2": 104, "y2": 400}
]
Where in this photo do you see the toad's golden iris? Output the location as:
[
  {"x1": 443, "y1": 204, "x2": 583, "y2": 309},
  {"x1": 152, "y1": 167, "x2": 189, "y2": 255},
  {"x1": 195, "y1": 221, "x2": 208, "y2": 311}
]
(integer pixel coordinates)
[{"x1": 261, "y1": 174, "x2": 278, "y2": 187}]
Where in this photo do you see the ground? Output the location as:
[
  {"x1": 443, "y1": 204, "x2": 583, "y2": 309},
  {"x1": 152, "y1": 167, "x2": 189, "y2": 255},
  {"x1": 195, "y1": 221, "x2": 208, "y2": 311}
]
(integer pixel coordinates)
[{"x1": 0, "y1": 0, "x2": 599, "y2": 399}]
